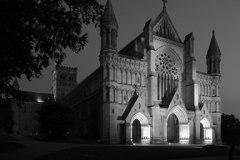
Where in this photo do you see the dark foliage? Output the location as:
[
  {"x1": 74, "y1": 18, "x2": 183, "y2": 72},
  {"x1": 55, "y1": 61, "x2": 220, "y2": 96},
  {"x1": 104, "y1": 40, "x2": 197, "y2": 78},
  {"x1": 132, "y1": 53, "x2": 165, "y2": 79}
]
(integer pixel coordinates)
[
  {"x1": 0, "y1": 100, "x2": 14, "y2": 133},
  {"x1": 37, "y1": 101, "x2": 75, "y2": 139},
  {"x1": 221, "y1": 113, "x2": 240, "y2": 144},
  {"x1": 0, "y1": 0, "x2": 103, "y2": 100}
]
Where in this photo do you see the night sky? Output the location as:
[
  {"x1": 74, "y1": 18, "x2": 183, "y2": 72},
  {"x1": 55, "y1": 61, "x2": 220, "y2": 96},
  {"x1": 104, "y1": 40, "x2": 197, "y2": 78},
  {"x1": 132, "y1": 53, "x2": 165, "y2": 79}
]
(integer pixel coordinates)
[{"x1": 18, "y1": 0, "x2": 240, "y2": 119}]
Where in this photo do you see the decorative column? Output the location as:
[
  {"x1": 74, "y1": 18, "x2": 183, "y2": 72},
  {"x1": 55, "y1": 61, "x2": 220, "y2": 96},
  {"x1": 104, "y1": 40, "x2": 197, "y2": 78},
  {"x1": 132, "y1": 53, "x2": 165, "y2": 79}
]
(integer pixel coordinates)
[
  {"x1": 179, "y1": 124, "x2": 190, "y2": 144},
  {"x1": 158, "y1": 74, "x2": 162, "y2": 101},
  {"x1": 163, "y1": 118, "x2": 168, "y2": 144},
  {"x1": 161, "y1": 75, "x2": 164, "y2": 99},
  {"x1": 125, "y1": 123, "x2": 132, "y2": 144},
  {"x1": 141, "y1": 125, "x2": 150, "y2": 144},
  {"x1": 204, "y1": 128, "x2": 213, "y2": 144},
  {"x1": 165, "y1": 75, "x2": 168, "y2": 96}
]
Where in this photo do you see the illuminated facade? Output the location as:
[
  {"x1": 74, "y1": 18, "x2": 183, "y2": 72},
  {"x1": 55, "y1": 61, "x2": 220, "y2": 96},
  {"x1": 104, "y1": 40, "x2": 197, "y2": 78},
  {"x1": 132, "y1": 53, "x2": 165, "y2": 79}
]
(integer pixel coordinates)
[{"x1": 56, "y1": 0, "x2": 222, "y2": 145}]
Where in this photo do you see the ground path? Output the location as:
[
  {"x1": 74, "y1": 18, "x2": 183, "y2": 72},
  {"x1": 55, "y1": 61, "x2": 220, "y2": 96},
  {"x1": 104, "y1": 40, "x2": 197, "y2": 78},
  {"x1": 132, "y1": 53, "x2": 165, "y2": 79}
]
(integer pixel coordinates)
[
  {"x1": 0, "y1": 134, "x2": 240, "y2": 160},
  {"x1": 0, "y1": 134, "x2": 84, "y2": 160}
]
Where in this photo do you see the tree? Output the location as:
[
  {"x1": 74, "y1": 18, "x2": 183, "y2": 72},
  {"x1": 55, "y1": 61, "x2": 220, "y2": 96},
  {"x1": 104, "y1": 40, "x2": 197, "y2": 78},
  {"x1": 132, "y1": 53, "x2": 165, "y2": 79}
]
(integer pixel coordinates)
[
  {"x1": 0, "y1": 0, "x2": 103, "y2": 99},
  {"x1": 221, "y1": 113, "x2": 240, "y2": 144},
  {"x1": 37, "y1": 101, "x2": 75, "y2": 139},
  {"x1": 0, "y1": 100, "x2": 14, "y2": 133}
]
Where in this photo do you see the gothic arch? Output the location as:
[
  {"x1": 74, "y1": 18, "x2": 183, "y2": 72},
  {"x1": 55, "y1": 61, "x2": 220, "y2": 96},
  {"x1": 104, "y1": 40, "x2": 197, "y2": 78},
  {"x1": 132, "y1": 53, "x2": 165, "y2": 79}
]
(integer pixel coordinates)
[
  {"x1": 104, "y1": 64, "x2": 109, "y2": 80},
  {"x1": 122, "y1": 69, "x2": 127, "y2": 84},
  {"x1": 118, "y1": 89, "x2": 122, "y2": 104},
  {"x1": 130, "y1": 112, "x2": 149, "y2": 125},
  {"x1": 109, "y1": 86, "x2": 115, "y2": 102},
  {"x1": 200, "y1": 118, "x2": 211, "y2": 128},
  {"x1": 110, "y1": 64, "x2": 115, "y2": 81},
  {"x1": 122, "y1": 89, "x2": 127, "y2": 104},
  {"x1": 114, "y1": 87, "x2": 118, "y2": 103},
  {"x1": 200, "y1": 117, "x2": 213, "y2": 144},
  {"x1": 167, "y1": 105, "x2": 188, "y2": 124}
]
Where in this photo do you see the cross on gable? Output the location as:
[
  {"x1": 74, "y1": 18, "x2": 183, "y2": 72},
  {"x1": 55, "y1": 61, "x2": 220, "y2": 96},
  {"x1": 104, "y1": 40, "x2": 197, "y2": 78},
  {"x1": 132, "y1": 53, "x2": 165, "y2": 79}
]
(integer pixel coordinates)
[{"x1": 162, "y1": 0, "x2": 167, "y2": 9}]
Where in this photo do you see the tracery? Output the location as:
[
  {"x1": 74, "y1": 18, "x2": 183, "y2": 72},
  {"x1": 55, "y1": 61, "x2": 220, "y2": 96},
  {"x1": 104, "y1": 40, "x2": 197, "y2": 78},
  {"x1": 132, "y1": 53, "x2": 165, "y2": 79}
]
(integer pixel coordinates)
[{"x1": 155, "y1": 52, "x2": 179, "y2": 101}]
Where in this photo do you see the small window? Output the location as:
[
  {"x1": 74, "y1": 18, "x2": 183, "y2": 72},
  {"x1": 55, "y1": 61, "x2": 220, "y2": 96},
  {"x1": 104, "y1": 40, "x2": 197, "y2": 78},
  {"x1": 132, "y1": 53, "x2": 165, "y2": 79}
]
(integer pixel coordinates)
[{"x1": 112, "y1": 109, "x2": 114, "y2": 114}]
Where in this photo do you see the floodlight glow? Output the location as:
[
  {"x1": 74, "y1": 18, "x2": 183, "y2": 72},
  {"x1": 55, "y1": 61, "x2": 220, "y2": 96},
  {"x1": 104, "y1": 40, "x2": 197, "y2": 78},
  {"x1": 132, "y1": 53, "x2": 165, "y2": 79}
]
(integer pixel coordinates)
[{"x1": 37, "y1": 98, "x2": 43, "y2": 103}]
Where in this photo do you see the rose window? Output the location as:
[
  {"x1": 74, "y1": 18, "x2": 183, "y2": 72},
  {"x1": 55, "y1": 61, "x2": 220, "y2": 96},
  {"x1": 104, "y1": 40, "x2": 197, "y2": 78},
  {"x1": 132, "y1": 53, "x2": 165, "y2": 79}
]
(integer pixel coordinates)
[{"x1": 155, "y1": 53, "x2": 179, "y2": 77}]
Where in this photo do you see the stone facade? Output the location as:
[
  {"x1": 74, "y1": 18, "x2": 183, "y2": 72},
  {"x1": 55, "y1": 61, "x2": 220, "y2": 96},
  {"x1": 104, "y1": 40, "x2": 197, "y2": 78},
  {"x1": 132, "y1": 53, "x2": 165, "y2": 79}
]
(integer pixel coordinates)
[
  {"x1": 54, "y1": 0, "x2": 222, "y2": 145},
  {"x1": 52, "y1": 66, "x2": 78, "y2": 101},
  {"x1": 12, "y1": 79, "x2": 54, "y2": 135}
]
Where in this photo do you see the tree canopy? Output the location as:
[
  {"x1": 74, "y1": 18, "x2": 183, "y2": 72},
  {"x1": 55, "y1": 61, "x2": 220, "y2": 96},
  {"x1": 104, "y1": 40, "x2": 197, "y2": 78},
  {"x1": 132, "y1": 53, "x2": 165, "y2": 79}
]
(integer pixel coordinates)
[
  {"x1": 221, "y1": 113, "x2": 240, "y2": 144},
  {"x1": 0, "y1": 0, "x2": 103, "y2": 99},
  {"x1": 37, "y1": 101, "x2": 75, "y2": 139}
]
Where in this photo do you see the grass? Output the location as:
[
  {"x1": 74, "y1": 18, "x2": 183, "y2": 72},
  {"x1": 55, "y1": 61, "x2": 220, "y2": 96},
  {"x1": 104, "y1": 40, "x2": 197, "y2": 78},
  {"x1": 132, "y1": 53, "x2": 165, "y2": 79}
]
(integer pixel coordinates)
[
  {"x1": 26, "y1": 135, "x2": 98, "y2": 144},
  {"x1": 0, "y1": 141, "x2": 24, "y2": 154},
  {"x1": 0, "y1": 133, "x2": 19, "y2": 141},
  {"x1": 35, "y1": 145, "x2": 240, "y2": 160},
  {"x1": 0, "y1": 134, "x2": 23, "y2": 154}
]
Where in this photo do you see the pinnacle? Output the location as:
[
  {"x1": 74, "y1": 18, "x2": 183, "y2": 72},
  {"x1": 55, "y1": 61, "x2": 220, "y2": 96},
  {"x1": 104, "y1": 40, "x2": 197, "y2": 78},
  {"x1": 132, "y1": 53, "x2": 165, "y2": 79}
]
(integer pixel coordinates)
[
  {"x1": 206, "y1": 30, "x2": 221, "y2": 58},
  {"x1": 101, "y1": 0, "x2": 118, "y2": 26}
]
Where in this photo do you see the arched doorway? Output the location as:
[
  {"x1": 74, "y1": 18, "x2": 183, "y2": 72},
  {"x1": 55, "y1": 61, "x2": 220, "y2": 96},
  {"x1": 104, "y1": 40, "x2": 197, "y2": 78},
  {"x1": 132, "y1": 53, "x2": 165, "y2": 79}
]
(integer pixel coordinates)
[
  {"x1": 132, "y1": 119, "x2": 141, "y2": 143},
  {"x1": 200, "y1": 118, "x2": 212, "y2": 144},
  {"x1": 129, "y1": 112, "x2": 150, "y2": 144},
  {"x1": 167, "y1": 113, "x2": 179, "y2": 143}
]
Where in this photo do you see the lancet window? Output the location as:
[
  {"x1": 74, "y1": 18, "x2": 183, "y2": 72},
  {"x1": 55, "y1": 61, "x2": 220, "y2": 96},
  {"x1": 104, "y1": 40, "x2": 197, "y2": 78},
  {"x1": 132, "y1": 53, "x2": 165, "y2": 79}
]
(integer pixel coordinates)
[{"x1": 155, "y1": 53, "x2": 179, "y2": 101}]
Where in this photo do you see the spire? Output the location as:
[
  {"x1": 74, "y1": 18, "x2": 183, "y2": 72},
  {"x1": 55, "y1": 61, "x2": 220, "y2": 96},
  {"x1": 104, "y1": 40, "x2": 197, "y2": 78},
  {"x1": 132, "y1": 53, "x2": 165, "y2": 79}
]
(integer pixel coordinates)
[
  {"x1": 162, "y1": 0, "x2": 167, "y2": 9},
  {"x1": 12, "y1": 78, "x2": 20, "y2": 90},
  {"x1": 206, "y1": 30, "x2": 221, "y2": 75},
  {"x1": 100, "y1": 0, "x2": 118, "y2": 52},
  {"x1": 101, "y1": 0, "x2": 118, "y2": 26},
  {"x1": 206, "y1": 30, "x2": 221, "y2": 58}
]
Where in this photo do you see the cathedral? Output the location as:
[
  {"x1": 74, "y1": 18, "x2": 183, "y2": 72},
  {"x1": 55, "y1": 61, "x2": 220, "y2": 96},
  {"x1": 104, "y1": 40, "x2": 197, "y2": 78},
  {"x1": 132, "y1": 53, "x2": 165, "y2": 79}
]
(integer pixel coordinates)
[{"x1": 52, "y1": 0, "x2": 222, "y2": 145}]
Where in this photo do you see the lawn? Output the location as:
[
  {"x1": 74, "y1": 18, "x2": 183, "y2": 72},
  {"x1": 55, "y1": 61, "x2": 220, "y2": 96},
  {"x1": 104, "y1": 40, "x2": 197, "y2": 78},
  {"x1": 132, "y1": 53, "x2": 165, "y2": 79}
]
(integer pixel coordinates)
[
  {"x1": 0, "y1": 134, "x2": 23, "y2": 154},
  {"x1": 35, "y1": 144, "x2": 240, "y2": 160}
]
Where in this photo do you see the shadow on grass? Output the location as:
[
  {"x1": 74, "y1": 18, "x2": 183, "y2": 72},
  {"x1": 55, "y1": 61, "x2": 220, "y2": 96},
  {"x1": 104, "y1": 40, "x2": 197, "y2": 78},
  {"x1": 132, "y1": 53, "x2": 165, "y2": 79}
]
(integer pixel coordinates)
[
  {"x1": 0, "y1": 133, "x2": 19, "y2": 141},
  {"x1": 0, "y1": 141, "x2": 24, "y2": 154},
  {"x1": 0, "y1": 134, "x2": 24, "y2": 154},
  {"x1": 34, "y1": 145, "x2": 240, "y2": 160},
  {"x1": 26, "y1": 135, "x2": 98, "y2": 144}
]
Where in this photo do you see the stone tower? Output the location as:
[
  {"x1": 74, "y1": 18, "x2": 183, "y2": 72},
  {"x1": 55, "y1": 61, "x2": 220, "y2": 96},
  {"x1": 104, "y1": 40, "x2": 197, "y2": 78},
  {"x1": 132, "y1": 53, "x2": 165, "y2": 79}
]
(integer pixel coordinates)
[
  {"x1": 205, "y1": 30, "x2": 222, "y2": 144},
  {"x1": 52, "y1": 66, "x2": 78, "y2": 101},
  {"x1": 99, "y1": 0, "x2": 119, "y2": 144}
]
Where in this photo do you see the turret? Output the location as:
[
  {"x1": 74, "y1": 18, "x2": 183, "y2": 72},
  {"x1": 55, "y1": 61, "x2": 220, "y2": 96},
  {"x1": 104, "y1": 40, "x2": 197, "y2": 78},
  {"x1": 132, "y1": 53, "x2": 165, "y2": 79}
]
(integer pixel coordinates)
[
  {"x1": 100, "y1": 0, "x2": 118, "y2": 53},
  {"x1": 184, "y1": 32, "x2": 196, "y2": 61},
  {"x1": 206, "y1": 30, "x2": 221, "y2": 75}
]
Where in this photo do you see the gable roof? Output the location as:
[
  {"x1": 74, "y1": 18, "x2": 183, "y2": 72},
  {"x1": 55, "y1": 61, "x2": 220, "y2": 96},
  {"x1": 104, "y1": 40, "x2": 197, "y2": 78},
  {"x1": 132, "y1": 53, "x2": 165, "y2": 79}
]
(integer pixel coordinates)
[
  {"x1": 151, "y1": 9, "x2": 182, "y2": 43},
  {"x1": 12, "y1": 78, "x2": 19, "y2": 88},
  {"x1": 121, "y1": 92, "x2": 138, "y2": 120}
]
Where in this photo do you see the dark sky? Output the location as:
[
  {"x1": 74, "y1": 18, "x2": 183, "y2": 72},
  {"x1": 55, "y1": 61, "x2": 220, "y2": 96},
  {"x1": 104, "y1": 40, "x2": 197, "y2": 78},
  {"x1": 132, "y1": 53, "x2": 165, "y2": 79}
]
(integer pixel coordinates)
[{"x1": 18, "y1": 0, "x2": 240, "y2": 119}]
